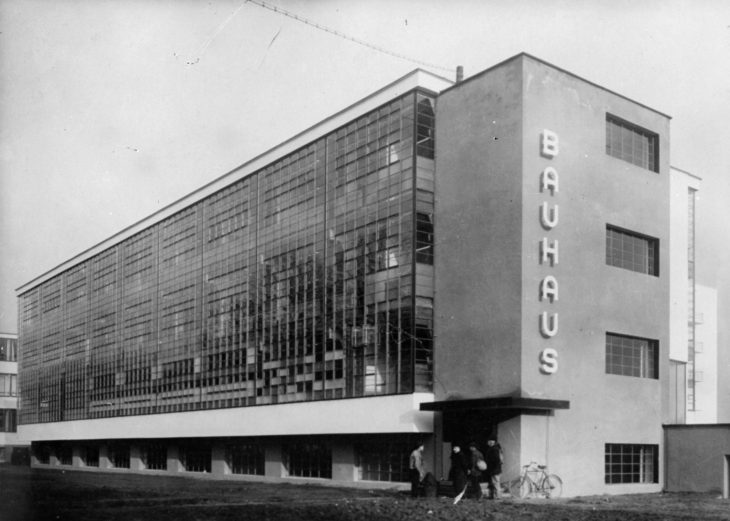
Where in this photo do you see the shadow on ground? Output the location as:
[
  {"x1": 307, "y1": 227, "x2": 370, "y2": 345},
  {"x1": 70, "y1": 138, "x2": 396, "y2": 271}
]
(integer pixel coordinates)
[{"x1": 1, "y1": 465, "x2": 728, "y2": 521}]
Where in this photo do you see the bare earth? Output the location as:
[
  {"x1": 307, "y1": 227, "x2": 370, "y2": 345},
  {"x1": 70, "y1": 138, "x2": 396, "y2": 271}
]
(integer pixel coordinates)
[{"x1": 1, "y1": 465, "x2": 728, "y2": 521}]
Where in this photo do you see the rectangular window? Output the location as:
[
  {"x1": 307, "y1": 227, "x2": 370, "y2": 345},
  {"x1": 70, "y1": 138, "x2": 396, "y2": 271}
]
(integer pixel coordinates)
[
  {"x1": 284, "y1": 441, "x2": 332, "y2": 479},
  {"x1": 606, "y1": 225, "x2": 659, "y2": 276},
  {"x1": 605, "y1": 444, "x2": 658, "y2": 484},
  {"x1": 606, "y1": 333, "x2": 658, "y2": 379},
  {"x1": 0, "y1": 374, "x2": 17, "y2": 396},
  {"x1": 0, "y1": 338, "x2": 18, "y2": 361},
  {"x1": 357, "y1": 438, "x2": 413, "y2": 482},
  {"x1": 141, "y1": 442, "x2": 168, "y2": 470},
  {"x1": 83, "y1": 445, "x2": 99, "y2": 467},
  {"x1": 108, "y1": 443, "x2": 130, "y2": 468},
  {"x1": 180, "y1": 443, "x2": 211, "y2": 473},
  {"x1": 226, "y1": 442, "x2": 265, "y2": 475},
  {"x1": 0, "y1": 409, "x2": 17, "y2": 432},
  {"x1": 606, "y1": 115, "x2": 658, "y2": 172}
]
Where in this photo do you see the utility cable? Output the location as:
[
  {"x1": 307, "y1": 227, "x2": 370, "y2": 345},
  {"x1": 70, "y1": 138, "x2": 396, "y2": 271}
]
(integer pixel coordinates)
[{"x1": 246, "y1": 0, "x2": 454, "y2": 73}]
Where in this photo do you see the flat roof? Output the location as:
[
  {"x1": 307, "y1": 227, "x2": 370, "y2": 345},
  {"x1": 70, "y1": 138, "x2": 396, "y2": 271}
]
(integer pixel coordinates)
[
  {"x1": 17, "y1": 69, "x2": 453, "y2": 294},
  {"x1": 441, "y1": 52, "x2": 672, "y2": 120}
]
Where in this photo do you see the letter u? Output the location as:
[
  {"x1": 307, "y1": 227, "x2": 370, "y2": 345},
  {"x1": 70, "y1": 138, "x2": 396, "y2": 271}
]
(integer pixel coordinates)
[{"x1": 540, "y1": 312, "x2": 558, "y2": 337}]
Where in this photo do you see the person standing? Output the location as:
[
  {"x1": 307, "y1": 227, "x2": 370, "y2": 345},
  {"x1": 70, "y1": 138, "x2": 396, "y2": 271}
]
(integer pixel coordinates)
[
  {"x1": 467, "y1": 442, "x2": 485, "y2": 499},
  {"x1": 449, "y1": 445, "x2": 468, "y2": 499},
  {"x1": 409, "y1": 443, "x2": 425, "y2": 497},
  {"x1": 485, "y1": 436, "x2": 504, "y2": 499}
]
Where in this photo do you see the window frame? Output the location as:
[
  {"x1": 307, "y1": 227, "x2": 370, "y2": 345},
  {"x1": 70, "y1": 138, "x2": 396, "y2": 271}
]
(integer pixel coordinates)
[
  {"x1": 605, "y1": 114, "x2": 659, "y2": 172},
  {"x1": 605, "y1": 332, "x2": 659, "y2": 379},
  {"x1": 606, "y1": 225, "x2": 659, "y2": 276},
  {"x1": 605, "y1": 443, "x2": 658, "y2": 484}
]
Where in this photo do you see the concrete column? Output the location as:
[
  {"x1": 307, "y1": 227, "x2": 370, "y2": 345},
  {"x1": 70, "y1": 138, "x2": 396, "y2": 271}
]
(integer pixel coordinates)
[
  {"x1": 30, "y1": 445, "x2": 40, "y2": 466},
  {"x1": 99, "y1": 445, "x2": 112, "y2": 469},
  {"x1": 433, "y1": 412, "x2": 446, "y2": 480},
  {"x1": 332, "y1": 441, "x2": 356, "y2": 482},
  {"x1": 211, "y1": 443, "x2": 227, "y2": 476},
  {"x1": 130, "y1": 444, "x2": 144, "y2": 471},
  {"x1": 72, "y1": 446, "x2": 84, "y2": 468},
  {"x1": 167, "y1": 444, "x2": 184, "y2": 473},
  {"x1": 265, "y1": 442, "x2": 285, "y2": 477}
]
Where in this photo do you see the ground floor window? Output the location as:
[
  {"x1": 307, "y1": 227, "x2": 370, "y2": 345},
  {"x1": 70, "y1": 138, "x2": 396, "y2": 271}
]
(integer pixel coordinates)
[
  {"x1": 180, "y1": 443, "x2": 211, "y2": 473},
  {"x1": 356, "y1": 437, "x2": 413, "y2": 482},
  {"x1": 35, "y1": 444, "x2": 50, "y2": 464},
  {"x1": 226, "y1": 442, "x2": 264, "y2": 475},
  {"x1": 57, "y1": 444, "x2": 73, "y2": 465},
  {"x1": 605, "y1": 444, "x2": 658, "y2": 484},
  {"x1": 109, "y1": 443, "x2": 130, "y2": 469},
  {"x1": 284, "y1": 440, "x2": 331, "y2": 478},
  {"x1": 142, "y1": 442, "x2": 167, "y2": 470},
  {"x1": 83, "y1": 445, "x2": 99, "y2": 467}
]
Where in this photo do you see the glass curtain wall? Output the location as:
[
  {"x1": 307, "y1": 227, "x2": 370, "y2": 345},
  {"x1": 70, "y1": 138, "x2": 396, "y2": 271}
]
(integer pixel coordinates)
[{"x1": 18, "y1": 90, "x2": 436, "y2": 424}]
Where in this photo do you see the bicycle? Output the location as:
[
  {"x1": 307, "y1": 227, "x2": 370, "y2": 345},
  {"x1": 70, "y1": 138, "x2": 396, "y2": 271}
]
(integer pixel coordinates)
[{"x1": 508, "y1": 462, "x2": 562, "y2": 498}]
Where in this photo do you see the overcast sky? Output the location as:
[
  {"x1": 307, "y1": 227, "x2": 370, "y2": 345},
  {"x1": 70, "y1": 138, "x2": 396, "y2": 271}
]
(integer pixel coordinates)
[{"x1": 1, "y1": 0, "x2": 729, "y2": 334}]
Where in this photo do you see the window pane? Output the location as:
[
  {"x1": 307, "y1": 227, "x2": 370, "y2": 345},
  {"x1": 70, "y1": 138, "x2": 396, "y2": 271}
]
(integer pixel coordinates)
[
  {"x1": 606, "y1": 333, "x2": 658, "y2": 379},
  {"x1": 606, "y1": 115, "x2": 658, "y2": 172},
  {"x1": 605, "y1": 444, "x2": 658, "y2": 484},
  {"x1": 606, "y1": 226, "x2": 659, "y2": 276}
]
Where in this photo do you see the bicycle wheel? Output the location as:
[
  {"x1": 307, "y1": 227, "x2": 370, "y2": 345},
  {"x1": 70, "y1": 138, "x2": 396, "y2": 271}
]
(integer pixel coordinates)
[
  {"x1": 509, "y1": 477, "x2": 532, "y2": 498},
  {"x1": 543, "y1": 474, "x2": 562, "y2": 498},
  {"x1": 508, "y1": 477, "x2": 526, "y2": 498}
]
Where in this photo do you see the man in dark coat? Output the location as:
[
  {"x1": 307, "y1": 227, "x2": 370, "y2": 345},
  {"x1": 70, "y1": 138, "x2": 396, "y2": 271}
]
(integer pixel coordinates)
[
  {"x1": 485, "y1": 436, "x2": 504, "y2": 499},
  {"x1": 449, "y1": 445, "x2": 468, "y2": 498}
]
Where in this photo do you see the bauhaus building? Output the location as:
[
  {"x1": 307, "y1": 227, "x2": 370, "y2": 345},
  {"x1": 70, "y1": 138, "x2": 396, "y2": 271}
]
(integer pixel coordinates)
[{"x1": 17, "y1": 54, "x2": 676, "y2": 496}]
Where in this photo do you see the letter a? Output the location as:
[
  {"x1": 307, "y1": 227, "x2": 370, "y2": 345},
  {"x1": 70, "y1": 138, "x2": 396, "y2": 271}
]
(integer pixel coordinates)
[
  {"x1": 540, "y1": 276, "x2": 559, "y2": 302},
  {"x1": 541, "y1": 167, "x2": 559, "y2": 194}
]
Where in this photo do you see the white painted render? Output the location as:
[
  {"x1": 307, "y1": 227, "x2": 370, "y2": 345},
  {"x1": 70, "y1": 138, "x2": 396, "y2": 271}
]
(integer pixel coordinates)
[{"x1": 19, "y1": 392, "x2": 435, "y2": 441}]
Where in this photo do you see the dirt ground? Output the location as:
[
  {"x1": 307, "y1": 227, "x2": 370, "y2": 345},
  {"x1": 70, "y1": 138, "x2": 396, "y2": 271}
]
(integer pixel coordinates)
[{"x1": 1, "y1": 465, "x2": 728, "y2": 521}]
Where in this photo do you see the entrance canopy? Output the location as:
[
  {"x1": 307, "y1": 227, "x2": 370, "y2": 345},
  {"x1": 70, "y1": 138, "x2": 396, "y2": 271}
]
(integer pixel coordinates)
[
  {"x1": 419, "y1": 395, "x2": 569, "y2": 416},
  {"x1": 420, "y1": 396, "x2": 570, "y2": 443}
]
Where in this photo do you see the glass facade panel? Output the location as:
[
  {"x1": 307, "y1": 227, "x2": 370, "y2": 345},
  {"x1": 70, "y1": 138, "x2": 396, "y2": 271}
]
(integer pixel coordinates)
[{"x1": 18, "y1": 90, "x2": 436, "y2": 425}]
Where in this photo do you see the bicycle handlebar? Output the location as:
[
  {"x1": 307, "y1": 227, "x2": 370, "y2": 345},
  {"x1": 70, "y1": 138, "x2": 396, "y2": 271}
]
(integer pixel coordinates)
[{"x1": 522, "y1": 461, "x2": 547, "y2": 470}]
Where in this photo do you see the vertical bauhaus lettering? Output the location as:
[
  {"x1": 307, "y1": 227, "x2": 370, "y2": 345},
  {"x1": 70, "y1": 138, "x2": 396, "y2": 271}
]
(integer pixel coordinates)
[{"x1": 539, "y1": 129, "x2": 560, "y2": 374}]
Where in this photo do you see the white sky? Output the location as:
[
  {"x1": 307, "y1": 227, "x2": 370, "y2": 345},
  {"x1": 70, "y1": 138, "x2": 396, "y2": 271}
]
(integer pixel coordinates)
[{"x1": 1, "y1": 0, "x2": 729, "y2": 333}]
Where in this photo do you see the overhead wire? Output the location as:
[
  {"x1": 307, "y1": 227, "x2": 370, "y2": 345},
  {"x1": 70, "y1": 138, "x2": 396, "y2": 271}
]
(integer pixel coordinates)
[{"x1": 246, "y1": 0, "x2": 454, "y2": 74}]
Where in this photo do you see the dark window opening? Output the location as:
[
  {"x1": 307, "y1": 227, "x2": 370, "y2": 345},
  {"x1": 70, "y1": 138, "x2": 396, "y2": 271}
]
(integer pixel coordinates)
[
  {"x1": 606, "y1": 114, "x2": 658, "y2": 172},
  {"x1": 606, "y1": 225, "x2": 659, "y2": 276}
]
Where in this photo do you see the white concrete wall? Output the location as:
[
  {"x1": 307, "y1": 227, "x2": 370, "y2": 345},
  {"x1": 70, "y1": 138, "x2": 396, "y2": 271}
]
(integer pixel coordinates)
[
  {"x1": 19, "y1": 393, "x2": 434, "y2": 441},
  {"x1": 669, "y1": 168, "x2": 700, "y2": 363}
]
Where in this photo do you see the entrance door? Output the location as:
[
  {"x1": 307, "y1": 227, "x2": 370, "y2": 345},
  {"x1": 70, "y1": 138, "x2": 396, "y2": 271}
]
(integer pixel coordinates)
[{"x1": 443, "y1": 410, "x2": 496, "y2": 451}]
